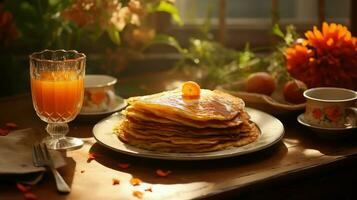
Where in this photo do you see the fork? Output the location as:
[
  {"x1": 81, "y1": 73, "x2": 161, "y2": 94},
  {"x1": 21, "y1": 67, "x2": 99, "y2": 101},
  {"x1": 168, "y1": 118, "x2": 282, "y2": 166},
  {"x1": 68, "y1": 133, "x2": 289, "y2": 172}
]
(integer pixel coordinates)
[{"x1": 33, "y1": 143, "x2": 71, "y2": 193}]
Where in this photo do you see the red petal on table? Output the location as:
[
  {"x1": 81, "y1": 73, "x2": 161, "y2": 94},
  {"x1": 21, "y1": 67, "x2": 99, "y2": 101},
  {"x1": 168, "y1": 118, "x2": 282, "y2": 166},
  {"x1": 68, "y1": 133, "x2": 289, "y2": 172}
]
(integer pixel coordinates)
[
  {"x1": 118, "y1": 163, "x2": 130, "y2": 169},
  {"x1": 130, "y1": 177, "x2": 142, "y2": 186},
  {"x1": 16, "y1": 183, "x2": 31, "y2": 193},
  {"x1": 5, "y1": 122, "x2": 18, "y2": 129},
  {"x1": 0, "y1": 128, "x2": 9, "y2": 136},
  {"x1": 156, "y1": 169, "x2": 171, "y2": 177},
  {"x1": 87, "y1": 153, "x2": 100, "y2": 163},
  {"x1": 24, "y1": 192, "x2": 38, "y2": 200},
  {"x1": 132, "y1": 191, "x2": 143, "y2": 199},
  {"x1": 112, "y1": 178, "x2": 120, "y2": 185},
  {"x1": 144, "y1": 187, "x2": 153, "y2": 192}
]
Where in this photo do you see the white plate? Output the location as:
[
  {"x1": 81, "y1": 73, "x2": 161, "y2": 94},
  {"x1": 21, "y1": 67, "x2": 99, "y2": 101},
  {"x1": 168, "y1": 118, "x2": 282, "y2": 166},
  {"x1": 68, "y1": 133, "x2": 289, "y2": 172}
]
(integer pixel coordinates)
[
  {"x1": 297, "y1": 113, "x2": 357, "y2": 135},
  {"x1": 92, "y1": 107, "x2": 284, "y2": 160},
  {"x1": 79, "y1": 96, "x2": 127, "y2": 116}
]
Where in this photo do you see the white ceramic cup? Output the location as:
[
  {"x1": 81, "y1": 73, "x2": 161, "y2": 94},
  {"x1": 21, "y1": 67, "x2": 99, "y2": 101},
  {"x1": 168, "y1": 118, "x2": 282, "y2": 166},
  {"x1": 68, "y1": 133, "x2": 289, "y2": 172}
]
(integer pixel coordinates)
[
  {"x1": 303, "y1": 87, "x2": 357, "y2": 128},
  {"x1": 81, "y1": 75, "x2": 118, "y2": 113}
]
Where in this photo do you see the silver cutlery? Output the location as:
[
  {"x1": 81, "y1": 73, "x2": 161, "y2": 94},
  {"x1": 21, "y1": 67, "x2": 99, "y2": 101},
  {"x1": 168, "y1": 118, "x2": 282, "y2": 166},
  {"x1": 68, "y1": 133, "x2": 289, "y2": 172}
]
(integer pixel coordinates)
[{"x1": 32, "y1": 143, "x2": 71, "y2": 193}]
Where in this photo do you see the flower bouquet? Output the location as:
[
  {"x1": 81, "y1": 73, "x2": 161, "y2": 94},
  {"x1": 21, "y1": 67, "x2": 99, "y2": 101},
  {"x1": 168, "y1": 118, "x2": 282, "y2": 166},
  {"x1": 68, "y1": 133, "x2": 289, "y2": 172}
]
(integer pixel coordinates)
[
  {"x1": 285, "y1": 22, "x2": 357, "y2": 90},
  {"x1": 219, "y1": 22, "x2": 357, "y2": 115}
]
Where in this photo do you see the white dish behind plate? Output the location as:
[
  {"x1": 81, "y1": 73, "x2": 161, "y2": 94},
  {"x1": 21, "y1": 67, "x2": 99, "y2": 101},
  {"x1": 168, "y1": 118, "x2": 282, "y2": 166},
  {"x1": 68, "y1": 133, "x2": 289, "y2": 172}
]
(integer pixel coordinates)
[
  {"x1": 79, "y1": 96, "x2": 127, "y2": 116},
  {"x1": 217, "y1": 81, "x2": 305, "y2": 115},
  {"x1": 85, "y1": 74, "x2": 117, "y2": 88},
  {"x1": 92, "y1": 107, "x2": 285, "y2": 160}
]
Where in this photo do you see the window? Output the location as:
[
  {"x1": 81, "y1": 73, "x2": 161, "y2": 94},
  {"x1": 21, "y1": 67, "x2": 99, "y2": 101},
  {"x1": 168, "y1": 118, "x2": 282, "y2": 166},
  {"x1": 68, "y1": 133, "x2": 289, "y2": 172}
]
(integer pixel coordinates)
[
  {"x1": 174, "y1": 0, "x2": 351, "y2": 48},
  {"x1": 176, "y1": 0, "x2": 350, "y2": 25}
]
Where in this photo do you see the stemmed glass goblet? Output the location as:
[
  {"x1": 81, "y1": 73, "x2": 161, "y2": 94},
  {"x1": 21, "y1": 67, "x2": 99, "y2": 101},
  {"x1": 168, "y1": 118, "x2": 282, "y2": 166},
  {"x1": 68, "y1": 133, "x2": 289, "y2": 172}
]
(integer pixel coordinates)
[{"x1": 30, "y1": 49, "x2": 85, "y2": 150}]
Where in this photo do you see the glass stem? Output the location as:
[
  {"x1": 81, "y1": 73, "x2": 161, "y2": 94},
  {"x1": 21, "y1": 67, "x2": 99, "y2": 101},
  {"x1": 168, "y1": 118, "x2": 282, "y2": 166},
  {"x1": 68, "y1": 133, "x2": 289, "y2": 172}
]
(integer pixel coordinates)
[{"x1": 46, "y1": 123, "x2": 69, "y2": 139}]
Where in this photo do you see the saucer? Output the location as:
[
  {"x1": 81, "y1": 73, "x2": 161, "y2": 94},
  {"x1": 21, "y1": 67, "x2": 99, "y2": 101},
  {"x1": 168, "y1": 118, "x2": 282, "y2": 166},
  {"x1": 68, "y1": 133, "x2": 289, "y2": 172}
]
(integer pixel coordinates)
[
  {"x1": 297, "y1": 113, "x2": 357, "y2": 136},
  {"x1": 79, "y1": 96, "x2": 127, "y2": 116}
]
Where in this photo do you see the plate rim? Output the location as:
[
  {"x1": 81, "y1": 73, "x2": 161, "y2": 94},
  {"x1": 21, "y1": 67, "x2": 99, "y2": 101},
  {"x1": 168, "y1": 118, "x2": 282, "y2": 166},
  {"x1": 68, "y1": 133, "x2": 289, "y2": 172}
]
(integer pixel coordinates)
[{"x1": 92, "y1": 107, "x2": 285, "y2": 160}]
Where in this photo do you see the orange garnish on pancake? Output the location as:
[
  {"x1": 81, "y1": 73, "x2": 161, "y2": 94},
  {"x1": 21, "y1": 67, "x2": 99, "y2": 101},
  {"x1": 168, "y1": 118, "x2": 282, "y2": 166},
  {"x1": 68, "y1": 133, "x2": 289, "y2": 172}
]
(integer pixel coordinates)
[{"x1": 182, "y1": 81, "x2": 200, "y2": 99}]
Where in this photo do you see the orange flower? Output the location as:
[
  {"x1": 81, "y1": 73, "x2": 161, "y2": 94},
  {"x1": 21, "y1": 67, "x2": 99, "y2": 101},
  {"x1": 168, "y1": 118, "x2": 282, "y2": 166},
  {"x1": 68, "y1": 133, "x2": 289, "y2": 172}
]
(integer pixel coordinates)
[
  {"x1": 285, "y1": 22, "x2": 357, "y2": 90},
  {"x1": 324, "y1": 106, "x2": 342, "y2": 122},
  {"x1": 61, "y1": 0, "x2": 120, "y2": 28}
]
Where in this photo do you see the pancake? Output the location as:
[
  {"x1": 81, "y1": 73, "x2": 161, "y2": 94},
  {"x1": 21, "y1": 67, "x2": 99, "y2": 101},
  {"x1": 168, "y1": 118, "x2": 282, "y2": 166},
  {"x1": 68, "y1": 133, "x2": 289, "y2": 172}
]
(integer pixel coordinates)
[
  {"x1": 124, "y1": 106, "x2": 249, "y2": 128},
  {"x1": 128, "y1": 89, "x2": 244, "y2": 121},
  {"x1": 115, "y1": 83, "x2": 259, "y2": 153},
  {"x1": 117, "y1": 123, "x2": 260, "y2": 153},
  {"x1": 124, "y1": 117, "x2": 253, "y2": 136}
]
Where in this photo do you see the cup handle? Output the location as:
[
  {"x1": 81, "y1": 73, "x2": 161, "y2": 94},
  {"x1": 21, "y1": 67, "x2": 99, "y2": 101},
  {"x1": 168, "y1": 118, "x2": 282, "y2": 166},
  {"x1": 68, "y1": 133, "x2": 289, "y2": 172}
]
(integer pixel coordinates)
[
  {"x1": 106, "y1": 90, "x2": 117, "y2": 107},
  {"x1": 346, "y1": 107, "x2": 357, "y2": 127}
]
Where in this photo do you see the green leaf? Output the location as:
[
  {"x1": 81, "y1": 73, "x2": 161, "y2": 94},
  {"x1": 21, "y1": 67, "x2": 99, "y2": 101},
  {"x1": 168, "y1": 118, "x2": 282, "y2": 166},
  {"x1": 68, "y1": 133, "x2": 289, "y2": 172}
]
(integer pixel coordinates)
[
  {"x1": 89, "y1": 24, "x2": 104, "y2": 42},
  {"x1": 143, "y1": 34, "x2": 184, "y2": 53},
  {"x1": 284, "y1": 25, "x2": 298, "y2": 45},
  {"x1": 272, "y1": 23, "x2": 285, "y2": 38},
  {"x1": 238, "y1": 43, "x2": 254, "y2": 66},
  {"x1": 49, "y1": 0, "x2": 60, "y2": 6},
  {"x1": 107, "y1": 27, "x2": 121, "y2": 45},
  {"x1": 150, "y1": 1, "x2": 183, "y2": 26}
]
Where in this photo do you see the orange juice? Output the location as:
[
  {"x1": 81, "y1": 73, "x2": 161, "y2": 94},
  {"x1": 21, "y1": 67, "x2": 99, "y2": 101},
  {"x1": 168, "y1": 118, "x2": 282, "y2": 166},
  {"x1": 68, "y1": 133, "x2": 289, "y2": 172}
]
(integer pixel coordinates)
[{"x1": 31, "y1": 71, "x2": 84, "y2": 122}]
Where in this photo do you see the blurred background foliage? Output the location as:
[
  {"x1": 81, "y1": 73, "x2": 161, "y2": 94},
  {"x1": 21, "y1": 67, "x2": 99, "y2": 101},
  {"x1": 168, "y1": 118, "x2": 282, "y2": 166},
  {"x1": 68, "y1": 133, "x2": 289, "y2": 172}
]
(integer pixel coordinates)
[
  {"x1": 0, "y1": 0, "x2": 181, "y2": 97},
  {"x1": 1, "y1": 0, "x2": 352, "y2": 97}
]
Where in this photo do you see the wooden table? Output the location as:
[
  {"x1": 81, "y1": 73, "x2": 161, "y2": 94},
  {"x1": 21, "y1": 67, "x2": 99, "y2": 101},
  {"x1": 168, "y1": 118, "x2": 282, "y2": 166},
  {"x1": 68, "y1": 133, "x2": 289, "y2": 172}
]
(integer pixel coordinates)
[{"x1": 1, "y1": 75, "x2": 357, "y2": 200}]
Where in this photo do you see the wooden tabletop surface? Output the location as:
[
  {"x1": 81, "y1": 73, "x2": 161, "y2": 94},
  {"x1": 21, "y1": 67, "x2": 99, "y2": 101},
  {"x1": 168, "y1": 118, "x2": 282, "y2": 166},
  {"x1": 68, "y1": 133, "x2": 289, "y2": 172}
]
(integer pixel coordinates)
[{"x1": 1, "y1": 73, "x2": 357, "y2": 200}]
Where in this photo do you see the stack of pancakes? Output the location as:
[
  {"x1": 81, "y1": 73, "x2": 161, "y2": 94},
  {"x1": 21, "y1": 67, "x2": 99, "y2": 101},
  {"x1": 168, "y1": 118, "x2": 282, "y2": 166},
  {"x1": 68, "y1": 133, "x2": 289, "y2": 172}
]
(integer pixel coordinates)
[{"x1": 115, "y1": 89, "x2": 259, "y2": 152}]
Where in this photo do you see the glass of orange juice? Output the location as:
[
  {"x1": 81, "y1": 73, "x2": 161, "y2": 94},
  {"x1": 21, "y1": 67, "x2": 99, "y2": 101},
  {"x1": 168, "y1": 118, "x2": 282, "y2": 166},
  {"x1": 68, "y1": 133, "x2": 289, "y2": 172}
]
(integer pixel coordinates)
[{"x1": 30, "y1": 50, "x2": 85, "y2": 150}]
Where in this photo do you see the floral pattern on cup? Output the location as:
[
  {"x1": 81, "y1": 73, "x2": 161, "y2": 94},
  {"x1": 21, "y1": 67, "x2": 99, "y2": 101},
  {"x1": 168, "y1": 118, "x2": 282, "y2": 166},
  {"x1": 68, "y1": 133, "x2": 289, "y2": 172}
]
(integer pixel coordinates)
[
  {"x1": 312, "y1": 108, "x2": 322, "y2": 119},
  {"x1": 324, "y1": 106, "x2": 342, "y2": 123},
  {"x1": 303, "y1": 87, "x2": 357, "y2": 128},
  {"x1": 90, "y1": 91, "x2": 107, "y2": 105},
  {"x1": 310, "y1": 106, "x2": 342, "y2": 124}
]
